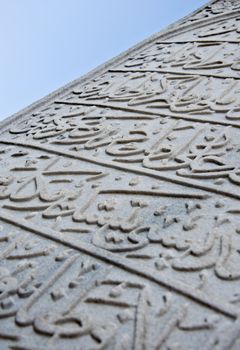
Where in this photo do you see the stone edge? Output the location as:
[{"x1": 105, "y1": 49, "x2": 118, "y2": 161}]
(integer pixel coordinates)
[{"x1": 0, "y1": 0, "x2": 220, "y2": 133}]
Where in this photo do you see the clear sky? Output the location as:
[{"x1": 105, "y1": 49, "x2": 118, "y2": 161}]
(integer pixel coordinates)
[{"x1": 0, "y1": 0, "x2": 207, "y2": 121}]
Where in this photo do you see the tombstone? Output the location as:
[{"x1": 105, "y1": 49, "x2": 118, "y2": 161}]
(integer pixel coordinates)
[{"x1": 1, "y1": 0, "x2": 240, "y2": 349}]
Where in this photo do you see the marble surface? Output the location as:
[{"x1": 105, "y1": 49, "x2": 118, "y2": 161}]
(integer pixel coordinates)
[{"x1": 1, "y1": 1, "x2": 240, "y2": 349}]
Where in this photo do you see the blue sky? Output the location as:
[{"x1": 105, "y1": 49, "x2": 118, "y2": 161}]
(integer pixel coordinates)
[{"x1": 0, "y1": 0, "x2": 206, "y2": 121}]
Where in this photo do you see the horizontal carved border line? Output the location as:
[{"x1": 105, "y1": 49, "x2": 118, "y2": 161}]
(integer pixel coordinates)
[
  {"x1": 1, "y1": 138, "x2": 240, "y2": 201},
  {"x1": 109, "y1": 68, "x2": 240, "y2": 81},
  {"x1": 0, "y1": 209, "x2": 237, "y2": 319},
  {"x1": 1, "y1": 1, "x2": 238, "y2": 136},
  {"x1": 55, "y1": 99, "x2": 240, "y2": 129}
]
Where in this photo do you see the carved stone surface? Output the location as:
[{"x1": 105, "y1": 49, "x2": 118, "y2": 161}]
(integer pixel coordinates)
[{"x1": 1, "y1": 1, "x2": 240, "y2": 349}]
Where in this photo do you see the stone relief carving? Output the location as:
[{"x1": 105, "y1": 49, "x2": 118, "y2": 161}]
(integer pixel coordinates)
[{"x1": 1, "y1": 1, "x2": 240, "y2": 349}]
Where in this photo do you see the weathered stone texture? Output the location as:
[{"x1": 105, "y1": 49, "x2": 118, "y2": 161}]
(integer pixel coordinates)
[{"x1": 1, "y1": 1, "x2": 240, "y2": 349}]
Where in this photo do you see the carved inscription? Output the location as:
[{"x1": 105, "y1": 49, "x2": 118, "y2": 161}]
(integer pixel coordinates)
[{"x1": 1, "y1": 0, "x2": 240, "y2": 349}]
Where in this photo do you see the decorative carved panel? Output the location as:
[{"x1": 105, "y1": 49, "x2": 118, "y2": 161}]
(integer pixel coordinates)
[{"x1": 1, "y1": 1, "x2": 240, "y2": 349}]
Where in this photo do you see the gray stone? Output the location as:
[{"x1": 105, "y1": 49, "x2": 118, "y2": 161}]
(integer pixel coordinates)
[{"x1": 1, "y1": 0, "x2": 240, "y2": 349}]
